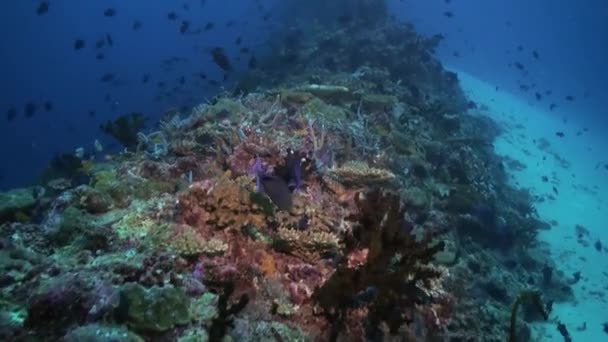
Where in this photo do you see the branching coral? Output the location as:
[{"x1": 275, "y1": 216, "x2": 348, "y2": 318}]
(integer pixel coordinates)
[
  {"x1": 273, "y1": 227, "x2": 341, "y2": 261},
  {"x1": 163, "y1": 224, "x2": 229, "y2": 257},
  {"x1": 313, "y1": 189, "x2": 447, "y2": 340}
]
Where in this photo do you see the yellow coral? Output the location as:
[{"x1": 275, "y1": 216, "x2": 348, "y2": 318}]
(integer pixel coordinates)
[
  {"x1": 328, "y1": 161, "x2": 395, "y2": 186},
  {"x1": 274, "y1": 227, "x2": 340, "y2": 258},
  {"x1": 166, "y1": 224, "x2": 228, "y2": 257}
]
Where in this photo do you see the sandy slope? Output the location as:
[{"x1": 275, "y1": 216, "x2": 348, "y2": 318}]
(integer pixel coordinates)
[{"x1": 456, "y1": 70, "x2": 608, "y2": 341}]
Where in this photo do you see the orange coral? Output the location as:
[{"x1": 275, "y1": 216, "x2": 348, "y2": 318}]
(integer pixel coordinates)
[
  {"x1": 177, "y1": 171, "x2": 268, "y2": 232},
  {"x1": 257, "y1": 250, "x2": 277, "y2": 277}
]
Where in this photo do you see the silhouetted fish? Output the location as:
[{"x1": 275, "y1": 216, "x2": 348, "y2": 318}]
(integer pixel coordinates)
[
  {"x1": 106, "y1": 34, "x2": 113, "y2": 46},
  {"x1": 6, "y1": 107, "x2": 17, "y2": 121},
  {"x1": 210, "y1": 47, "x2": 232, "y2": 71},
  {"x1": 44, "y1": 101, "x2": 53, "y2": 112},
  {"x1": 179, "y1": 76, "x2": 185, "y2": 85},
  {"x1": 88, "y1": 110, "x2": 96, "y2": 117},
  {"x1": 443, "y1": 11, "x2": 454, "y2": 18},
  {"x1": 180, "y1": 21, "x2": 190, "y2": 34},
  {"x1": 235, "y1": 36, "x2": 242, "y2": 45},
  {"x1": 96, "y1": 53, "x2": 105, "y2": 60},
  {"x1": 535, "y1": 92, "x2": 542, "y2": 101},
  {"x1": 74, "y1": 39, "x2": 85, "y2": 50},
  {"x1": 167, "y1": 12, "x2": 178, "y2": 21},
  {"x1": 514, "y1": 62, "x2": 525, "y2": 71},
  {"x1": 25, "y1": 102, "x2": 37, "y2": 118},
  {"x1": 565, "y1": 95, "x2": 575, "y2": 101},
  {"x1": 36, "y1": 1, "x2": 49, "y2": 15},
  {"x1": 549, "y1": 103, "x2": 557, "y2": 111},
  {"x1": 532, "y1": 50, "x2": 540, "y2": 59},
  {"x1": 104, "y1": 8, "x2": 116, "y2": 17},
  {"x1": 101, "y1": 73, "x2": 115, "y2": 82},
  {"x1": 555, "y1": 131, "x2": 565, "y2": 138},
  {"x1": 204, "y1": 22, "x2": 214, "y2": 30},
  {"x1": 133, "y1": 20, "x2": 142, "y2": 30}
]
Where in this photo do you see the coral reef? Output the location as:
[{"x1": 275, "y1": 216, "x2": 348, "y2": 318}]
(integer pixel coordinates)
[{"x1": 0, "y1": 5, "x2": 573, "y2": 342}]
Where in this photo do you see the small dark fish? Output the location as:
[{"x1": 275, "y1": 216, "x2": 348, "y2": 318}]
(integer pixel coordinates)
[
  {"x1": 535, "y1": 92, "x2": 542, "y2": 101},
  {"x1": 556, "y1": 321, "x2": 571, "y2": 342},
  {"x1": 210, "y1": 47, "x2": 232, "y2": 71},
  {"x1": 43, "y1": 101, "x2": 53, "y2": 112},
  {"x1": 603, "y1": 322, "x2": 608, "y2": 334},
  {"x1": 180, "y1": 21, "x2": 190, "y2": 34},
  {"x1": 179, "y1": 76, "x2": 185, "y2": 85},
  {"x1": 248, "y1": 56, "x2": 257, "y2": 69},
  {"x1": 104, "y1": 8, "x2": 116, "y2": 17},
  {"x1": 133, "y1": 20, "x2": 142, "y2": 30},
  {"x1": 595, "y1": 240, "x2": 603, "y2": 252},
  {"x1": 36, "y1": 1, "x2": 49, "y2": 15},
  {"x1": 262, "y1": 12, "x2": 271, "y2": 21},
  {"x1": 74, "y1": 39, "x2": 85, "y2": 50},
  {"x1": 142, "y1": 74, "x2": 149, "y2": 83},
  {"x1": 517, "y1": 45, "x2": 523, "y2": 52},
  {"x1": 6, "y1": 107, "x2": 17, "y2": 121},
  {"x1": 198, "y1": 72, "x2": 207, "y2": 79},
  {"x1": 96, "y1": 53, "x2": 105, "y2": 60},
  {"x1": 555, "y1": 131, "x2": 565, "y2": 138},
  {"x1": 106, "y1": 34, "x2": 113, "y2": 46},
  {"x1": 167, "y1": 12, "x2": 178, "y2": 21},
  {"x1": 453, "y1": 50, "x2": 460, "y2": 57},
  {"x1": 157, "y1": 81, "x2": 166, "y2": 88},
  {"x1": 239, "y1": 47, "x2": 250, "y2": 54},
  {"x1": 514, "y1": 62, "x2": 525, "y2": 71},
  {"x1": 24, "y1": 102, "x2": 37, "y2": 118},
  {"x1": 100, "y1": 73, "x2": 115, "y2": 82},
  {"x1": 204, "y1": 22, "x2": 214, "y2": 30},
  {"x1": 443, "y1": 11, "x2": 454, "y2": 18},
  {"x1": 552, "y1": 186, "x2": 559, "y2": 195},
  {"x1": 88, "y1": 110, "x2": 96, "y2": 117},
  {"x1": 549, "y1": 103, "x2": 557, "y2": 111},
  {"x1": 565, "y1": 95, "x2": 575, "y2": 101},
  {"x1": 541, "y1": 176, "x2": 548, "y2": 182},
  {"x1": 235, "y1": 36, "x2": 242, "y2": 45},
  {"x1": 532, "y1": 50, "x2": 540, "y2": 59}
]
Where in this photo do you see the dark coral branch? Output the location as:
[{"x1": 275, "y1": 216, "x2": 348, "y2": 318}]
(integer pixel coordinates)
[{"x1": 313, "y1": 189, "x2": 445, "y2": 340}]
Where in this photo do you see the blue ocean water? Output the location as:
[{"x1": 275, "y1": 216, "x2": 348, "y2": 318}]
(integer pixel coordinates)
[{"x1": 1, "y1": 1, "x2": 607, "y2": 341}]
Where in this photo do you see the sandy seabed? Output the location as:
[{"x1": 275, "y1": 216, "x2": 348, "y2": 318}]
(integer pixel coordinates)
[{"x1": 457, "y1": 69, "x2": 608, "y2": 341}]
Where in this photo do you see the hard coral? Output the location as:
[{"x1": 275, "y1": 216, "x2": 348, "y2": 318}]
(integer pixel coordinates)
[
  {"x1": 313, "y1": 189, "x2": 447, "y2": 340},
  {"x1": 177, "y1": 171, "x2": 268, "y2": 231},
  {"x1": 164, "y1": 223, "x2": 228, "y2": 257},
  {"x1": 328, "y1": 161, "x2": 395, "y2": 186}
]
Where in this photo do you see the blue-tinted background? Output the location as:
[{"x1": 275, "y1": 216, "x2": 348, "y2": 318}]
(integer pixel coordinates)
[{"x1": 1, "y1": 0, "x2": 606, "y2": 190}]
